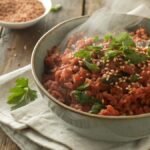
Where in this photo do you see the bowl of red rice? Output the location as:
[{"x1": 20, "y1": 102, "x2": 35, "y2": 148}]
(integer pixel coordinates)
[{"x1": 31, "y1": 15, "x2": 150, "y2": 142}]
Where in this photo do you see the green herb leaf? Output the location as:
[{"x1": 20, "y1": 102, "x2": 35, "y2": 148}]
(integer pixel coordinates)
[
  {"x1": 87, "y1": 45, "x2": 102, "y2": 51},
  {"x1": 109, "y1": 32, "x2": 135, "y2": 50},
  {"x1": 77, "y1": 83, "x2": 89, "y2": 91},
  {"x1": 104, "y1": 50, "x2": 121, "y2": 60},
  {"x1": 74, "y1": 49, "x2": 92, "y2": 60},
  {"x1": 148, "y1": 48, "x2": 150, "y2": 56},
  {"x1": 89, "y1": 102, "x2": 103, "y2": 114},
  {"x1": 124, "y1": 49, "x2": 148, "y2": 64},
  {"x1": 50, "y1": 4, "x2": 62, "y2": 12},
  {"x1": 72, "y1": 90, "x2": 93, "y2": 104},
  {"x1": 130, "y1": 74, "x2": 140, "y2": 82},
  {"x1": 115, "y1": 32, "x2": 135, "y2": 48},
  {"x1": 102, "y1": 74, "x2": 121, "y2": 84},
  {"x1": 104, "y1": 34, "x2": 113, "y2": 41},
  {"x1": 7, "y1": 78, "x2": 37, "y2": 110},
  {"x1": 93, "y1": 36, "x2": 100, "y2": 42},
  {"x1": 74, "y1": 45, "x2": 102, "y2": 60},
  {"x1": 16, "y1": 78, "x2": 28, "y2": 88},
  {"x1": 84, "y1": 60, "x2": 100, "y2": 72},
  {"x1": 104, "y1": 32, "x2": 148, "y2": 64}
]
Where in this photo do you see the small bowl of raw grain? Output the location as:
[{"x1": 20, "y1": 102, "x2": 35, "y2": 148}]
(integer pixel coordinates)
[{"x1": 0, "y1": 0, "x2": 52, "y2": 29}]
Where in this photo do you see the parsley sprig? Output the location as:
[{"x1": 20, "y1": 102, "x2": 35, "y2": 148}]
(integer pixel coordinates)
[{"x1": 7, "y1": 78, "x2": 37, "y2": 110}]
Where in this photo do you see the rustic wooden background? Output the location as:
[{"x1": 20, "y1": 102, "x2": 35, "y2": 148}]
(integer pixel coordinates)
[{"x1": 0, "y1": 0, "x2": 103, "y2": 149}]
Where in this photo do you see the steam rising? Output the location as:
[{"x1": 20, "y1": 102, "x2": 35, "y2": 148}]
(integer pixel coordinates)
[{"x1": 60, "y1": 0, "x2": 150, "y2": 49}]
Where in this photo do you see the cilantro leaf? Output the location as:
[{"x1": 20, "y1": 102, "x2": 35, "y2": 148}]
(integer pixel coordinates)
[
  {"x1": 7, "y1": 78, "x2": 37, "y2": 110},
  {"x1": 104, "y1": 50, "x2": 121, "y2": 60},
  {"x1": 74, "y1": 49, "x2": 92, "y2": 60},
  {"x1": 73, "y1": 84, "x2": 105, "y2": 110},
  {"x1": 72, "y1": 90, "x2": 94, "y2": 104},
  {"x1": 89, "y1": 102, "x2": 104, "y2": 114},
  {"x1": 77, "y1": 83, "x2": 89, "y2": 91},
  {"x1": 16, "y1": 78, "x2": 28, "y2": 88},
  {"x1": 130, "y1": 74, "x2": 140, "y2": 82},
  {"x1": 108, "y1": 32, "x2": 135, "y2": 50},
  {"x1": 104, "y1": 32, "x2": 148, "y2": 64},
  {"x1": 124, "y1": 49, "x2": 148, "y2": 64},
  {"x1": 50, "y1": 4, "x2": 62, "y2": 12},
  {"x1": 84, "y1": 60, "x2": 100, "y2": 72},
  {"x1": 116, "y1": 32, "x2": 135, "y2": 48},
  {"x1": 102, "y1": 74, "x2": 121, "y2": 84},
  {"x1": 104, "y1": 34, "x2": 113, "y2": 41},
  {"x1": 74, "y1": 45, "x2": 102, "y2": 60},
  {"x1": 148, "y1": 47, "x2": 150, "y2": 56},
  {"x1": 93, "y1": 36, "x2": 100, "y2": 42}
]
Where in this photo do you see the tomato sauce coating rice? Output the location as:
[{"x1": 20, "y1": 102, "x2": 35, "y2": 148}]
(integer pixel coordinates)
[{"x1": 43, "y1": 28, "x2": 150, "y2": 116}]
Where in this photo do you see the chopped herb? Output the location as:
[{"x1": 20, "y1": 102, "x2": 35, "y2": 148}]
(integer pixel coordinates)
[
  {"x1": 77, "y1": 83, "x2": 89, "y2": 91},
  {"x1": 50, "y1": 4, "x2": 62, "y2": 12},
  {"x1": 104, "y1": 34, "x2": 113, "y2": 41},
  {"x1": 130, "y1": 74, "x2": 140, "y2": 82},
  {"x1": 72, "y1": 84, "x2": 101, "y2": 105},
  {"x1": 7, "y1": 78, "x2": 37, "y2": 110},
  {"x1": 102, "y1": 75, "x2": 120, "y2": 84},
  {"x1": 74, "y1": 45, "x2": 102, "y2": 60},
  {"x1": 84, "y1": 60, "x2": 100, "y2": 72},
  {"x1": 108, "y1": 32, "x2": 135, "y2": 50},
  {"x1": 89, "y1": 102, "x2": 104, "y2": 114},
  {"x1": 87, "y1": 45, "x2": 103, "y2": 53},
  {"x1": 115, "y1": 32, "x2": 135, "y2": 48},
  {"x1": 74, "y1": 49, "x2": 92, "y2": 60},
  {"x1": 104, "y1": 50, "x2": 121, "y2": 60},
  {"x1": 124, "y1": 49, "x2": 148, "y2": 64},
  {"x1": 104, "y1": 32, "x2": 148, "y2": 64},
  {"x1": 148, "y1": 47, "x2": 150, "y2": 56},
  {"x1": 72, "y1": 90, "x2": 93, "y2": 104},
  {"x1": 93, "y1": 36, "x2": 100, "y2": 42}
]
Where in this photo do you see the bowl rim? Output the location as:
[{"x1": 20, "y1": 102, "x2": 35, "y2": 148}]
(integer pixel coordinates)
[
  {"x1": 31, "y1": 15, "x2": 150, "y2": 120},
  {"x1": 0, "y1": 0, "x2": 52, "y2": 26}
]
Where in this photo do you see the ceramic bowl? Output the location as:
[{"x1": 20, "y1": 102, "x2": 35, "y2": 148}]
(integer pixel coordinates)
[
  {"x1": 31, "y1": 16, "x2": 150, "y2": 142},
  {"x1": 0, "y1": 0, "x2": 52, "y2": 29}
]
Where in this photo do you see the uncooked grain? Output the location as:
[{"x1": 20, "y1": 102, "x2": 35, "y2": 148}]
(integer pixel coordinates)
[{"x1": 0, "y1": 0, "x2": 45, "y2": 22}]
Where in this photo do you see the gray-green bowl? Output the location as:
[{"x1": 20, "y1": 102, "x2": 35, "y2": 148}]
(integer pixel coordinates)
[{"x1": 31, "y1": 16, "x2": 150, "y2": 142}]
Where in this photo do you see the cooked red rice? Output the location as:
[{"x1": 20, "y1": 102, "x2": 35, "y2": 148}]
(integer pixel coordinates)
[{"x1": 43, "y1": 28, "x2": 150, "y2": 116}]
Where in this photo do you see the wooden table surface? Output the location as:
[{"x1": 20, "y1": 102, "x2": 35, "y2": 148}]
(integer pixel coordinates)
[{"x1": 0, "y1": 0, "x2": 103, "y2": 149}]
